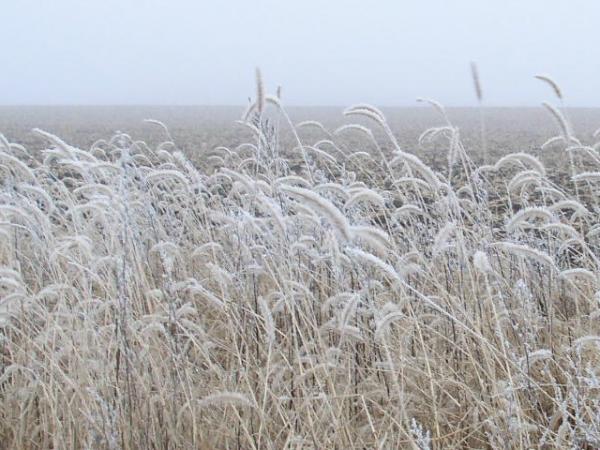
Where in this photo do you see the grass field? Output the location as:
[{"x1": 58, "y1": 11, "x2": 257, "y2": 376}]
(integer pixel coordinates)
[{"x1": 1, "y1": 91, "x2": 600, "y2": 448}]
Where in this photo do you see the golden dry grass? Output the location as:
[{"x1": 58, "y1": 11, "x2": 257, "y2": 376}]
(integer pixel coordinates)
[{"x1": 1, "y1": 95, "x2": 600, "y2": 449}]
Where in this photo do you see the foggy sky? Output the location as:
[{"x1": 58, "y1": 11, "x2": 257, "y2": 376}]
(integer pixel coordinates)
[{"x1": 2, "y1": 0, "x2": 598, "y2": 106}]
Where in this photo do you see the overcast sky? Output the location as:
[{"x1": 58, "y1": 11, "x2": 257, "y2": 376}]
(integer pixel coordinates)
[{"x1": 1, "y1": 0, "x2": 598, "y2": 106}]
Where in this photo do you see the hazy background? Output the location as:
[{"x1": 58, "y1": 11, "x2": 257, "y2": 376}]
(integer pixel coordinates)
[{"x1": 2, "y1": 0, "x2": 599, "y2": 106}]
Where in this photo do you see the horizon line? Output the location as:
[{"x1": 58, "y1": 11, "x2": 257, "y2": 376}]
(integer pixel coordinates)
[{"x1": 2, "y1": 104, "x2": 600, "y2": 109}]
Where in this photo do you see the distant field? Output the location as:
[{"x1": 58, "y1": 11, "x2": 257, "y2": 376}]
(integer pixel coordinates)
[{"x1": 3, "y1": 105, "x2": 600, "y2": 163}]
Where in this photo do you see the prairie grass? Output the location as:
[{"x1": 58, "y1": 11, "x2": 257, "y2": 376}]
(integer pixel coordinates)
[{"x1": 1, "y1": 87, "x2": 600, "y2": 449}]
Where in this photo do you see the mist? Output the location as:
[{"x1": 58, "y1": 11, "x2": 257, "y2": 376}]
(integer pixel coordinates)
[{"x1": 2, "y1": 0, "x2": 599, "y2": 106}]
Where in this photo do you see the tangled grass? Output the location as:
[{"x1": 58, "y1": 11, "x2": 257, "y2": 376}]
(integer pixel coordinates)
[{"x1": 1, "y1": 86, "x2": 600, "y2": 449}]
